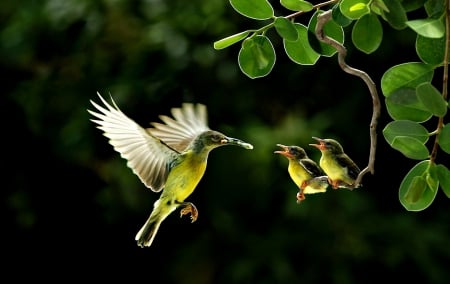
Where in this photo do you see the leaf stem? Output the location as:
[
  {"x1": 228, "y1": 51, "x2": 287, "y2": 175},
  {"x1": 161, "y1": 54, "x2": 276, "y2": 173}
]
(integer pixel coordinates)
[
  {"x1": 315, "y1": 10, "x2": 381, "y2": 188},
  {"x1": 430, "y1": 0, "x2": 450, "y2": 164}
]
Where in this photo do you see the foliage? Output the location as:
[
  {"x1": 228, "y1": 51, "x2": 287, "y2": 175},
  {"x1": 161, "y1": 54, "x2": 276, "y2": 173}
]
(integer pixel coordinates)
[{"x1": 214, "y1": 0, "x2": 450, "y2": 211}]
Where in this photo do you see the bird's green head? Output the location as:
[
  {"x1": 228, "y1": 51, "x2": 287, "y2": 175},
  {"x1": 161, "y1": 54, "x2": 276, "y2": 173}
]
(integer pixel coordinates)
[
  {"x1": 274, "y1": 144, "x2": 308, "y2": 160},
  {"x1": 309, "y1": 137, "x2": 344, "y2": 155},
  {"x1": 194, "y1": 130, "x2": 253, "y2": 152}
]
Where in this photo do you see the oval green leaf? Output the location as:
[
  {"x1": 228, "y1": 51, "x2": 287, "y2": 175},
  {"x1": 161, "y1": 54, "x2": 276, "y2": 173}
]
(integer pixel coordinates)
[
  {"x1": 307, "y1": 10, "x2": 344, "y2": 57},
  {"x1": 381, "y1": 62, "x2": 434, "y2": 97},
  {"x1": 352, "y1": 13, "x2": 383, "y2": 54},
  {"x1": 383, "y1": 120, "x2": 429, "y2": 145},
  {"x1": 280, "y1": 0, "x2": 313, "y2": 12},
  {"x1": 399, "y1": 160, "x2": 438, "y2": 211},
  {"x1": 416, "y1": 82, "x2": 448, "y2": 117},
  {"x1": 385, "y1": 87, "x2": 433, "y2": 122},
  {"x1": 340, "y1": 0, "x2": 370, "y2": 20},
  {"x1": 284, "y1": 23, "x2": 320, "y2": 65},
  {"x1": 230, "y1": 0, "x2": 274, "y2": 20},
  {"x1": 238, "y1": 35, "x2": 276, "y2": 79},
  {"x1": 214, "y1": 30, "x2": 252, "y2": 50},
  {"x1": 406, "y1": 18, "x2": 445, "y2": 38},
  {"x1": 379, "y1": 0, "x2": 407, "y2": 30},
  {"x1": 390, "y1": 136, "x2": 429, "y2": 160},
  {"x1": 436, "y1": 164, "x2": 450, "y2": 198},
  {"x1": 416, "y1": 33, "x2": 448, "y2": 65},
  {"x1": 274, "y1": 17, "x2": 298, "y2": 41},
  {"x1": 332, "y1": 3, "x2": 353, "y2": 27},
  {"x1": 439, "y1": 123, "x2": 450, "y2": 154}
]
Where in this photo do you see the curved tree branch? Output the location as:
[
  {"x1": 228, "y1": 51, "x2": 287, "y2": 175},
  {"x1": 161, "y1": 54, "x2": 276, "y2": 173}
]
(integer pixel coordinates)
[{"x1": 315, "y1": 10, "x2": 381, "y2": 188}]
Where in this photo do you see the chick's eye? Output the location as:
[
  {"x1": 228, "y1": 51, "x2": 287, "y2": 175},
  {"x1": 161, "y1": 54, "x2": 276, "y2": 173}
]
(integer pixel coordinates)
[{"x1": 211, "y1": 135, "x2": 222, "y2": 142}]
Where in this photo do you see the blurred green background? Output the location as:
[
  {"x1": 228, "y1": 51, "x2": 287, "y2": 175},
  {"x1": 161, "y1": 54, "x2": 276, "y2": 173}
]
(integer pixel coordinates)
[{"x1": 2, "y1": 0, "x2": 449, "y2": 283}]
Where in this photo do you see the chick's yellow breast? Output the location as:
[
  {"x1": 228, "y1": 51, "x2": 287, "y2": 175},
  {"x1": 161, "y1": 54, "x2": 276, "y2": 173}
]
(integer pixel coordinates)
[{"x1": 320, "y1": 154, "x2": 347, "y2": 181}]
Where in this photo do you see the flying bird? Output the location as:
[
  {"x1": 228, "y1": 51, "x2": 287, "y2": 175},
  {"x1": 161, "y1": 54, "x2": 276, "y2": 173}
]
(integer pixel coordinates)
[
  {"x1": 309, "y1": 137, "x2": 361, "y2": 190},
  {"x1": 275, "y1": 144, "x2": 328, "y2": 202},
  {"x1": 88, "y1": 92, "x2": 253, "y2": 247}
]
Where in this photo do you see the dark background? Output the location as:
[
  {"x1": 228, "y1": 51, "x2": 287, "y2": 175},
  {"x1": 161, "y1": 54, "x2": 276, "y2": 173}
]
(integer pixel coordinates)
[{"x1": 2, "y1": 0, "x2": 449, "y2": 283}]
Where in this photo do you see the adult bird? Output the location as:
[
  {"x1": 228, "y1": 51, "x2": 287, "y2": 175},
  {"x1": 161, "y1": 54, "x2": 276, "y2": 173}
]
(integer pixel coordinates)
[
  {"x1": 275, "y1": 144, "x2": 328, "y2": 202},
  {"x1": 309, "y1": 137, "x2": 361, "y2": 190},
  {"x1": 88, "y1": 93, "x2": 253, "y2": 247}
]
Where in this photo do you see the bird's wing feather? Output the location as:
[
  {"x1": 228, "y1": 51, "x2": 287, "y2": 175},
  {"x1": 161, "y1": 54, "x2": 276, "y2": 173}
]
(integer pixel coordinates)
[
  {"x1": 336, "y1": 155, "x2": 361, "y2": 180},
  {"x1": 148, "y1": 103, "x2": 209, "y2": 152},
  {"x1": 88, "y1": 92, "x2": 176, "y2": 192},
  {"x1": 300, "y1": 159, "x2": 325, "y2": 177}
]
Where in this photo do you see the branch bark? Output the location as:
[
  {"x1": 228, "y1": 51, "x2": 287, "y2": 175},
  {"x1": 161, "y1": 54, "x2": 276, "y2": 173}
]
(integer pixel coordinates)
[{"x1": 315, "y1": 10, "x2": 381, "y2": 188}]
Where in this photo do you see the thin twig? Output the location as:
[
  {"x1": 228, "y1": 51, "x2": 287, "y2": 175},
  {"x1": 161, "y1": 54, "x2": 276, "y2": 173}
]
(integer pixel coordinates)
[{"x1": 315, "y1": 10, "x2": 381, "y2": 188}]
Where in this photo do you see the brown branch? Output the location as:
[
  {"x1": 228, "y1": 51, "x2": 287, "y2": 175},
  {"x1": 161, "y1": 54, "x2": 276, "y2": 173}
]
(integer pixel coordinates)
[{"x1": 315, "y1": 10, "x2": 381, "y2": 188}]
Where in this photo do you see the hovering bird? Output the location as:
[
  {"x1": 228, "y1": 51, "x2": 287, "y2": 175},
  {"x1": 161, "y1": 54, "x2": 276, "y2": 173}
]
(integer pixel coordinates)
[
  {"x1": 88, "y1": 93, "x2": 253, "y2": 247},
  {"x1": 309, "y1": 137, "x2": 361, "y2": 190},
  {"x1": 275, "y1": 144, "x2": 329, "y2": 202}
]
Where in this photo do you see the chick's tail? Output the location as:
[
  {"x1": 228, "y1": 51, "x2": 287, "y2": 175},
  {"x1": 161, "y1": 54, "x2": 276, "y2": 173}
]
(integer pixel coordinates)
[{"x1": 135, "y1": 199, "x2": 176, "y2": 248}]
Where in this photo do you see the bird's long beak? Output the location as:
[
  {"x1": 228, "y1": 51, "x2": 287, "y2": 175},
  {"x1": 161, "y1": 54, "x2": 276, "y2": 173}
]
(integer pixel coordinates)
[
  {"x1": 274, "y1": 144, "x2": 291, "y2": 157},
  {"x1": 222, "y1": 137, "x2": 254, "y2": 149},
  {"x1": 309, "y1": 137, "x2": 325, "y2": 150}
]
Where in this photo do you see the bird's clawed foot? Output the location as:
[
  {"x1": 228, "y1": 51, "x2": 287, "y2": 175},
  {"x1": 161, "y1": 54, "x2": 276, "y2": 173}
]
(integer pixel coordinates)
[
  {"x1": 296, "y1": 185, "x2": 306, "y2": 204},
  {"x1": 328, "y1": 178, "x2": 356, "y2": 190},
  {"x1": 179, "y1": 202, "x2": 198, "y2": 223}
]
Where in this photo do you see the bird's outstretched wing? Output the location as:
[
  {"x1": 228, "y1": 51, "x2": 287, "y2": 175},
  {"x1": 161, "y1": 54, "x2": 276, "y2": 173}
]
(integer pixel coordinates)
[
  {"x1": 88, "y1": 92, "x2": 177, "y2": 192},
  {"x1": 300, "y1": 158, "x2": 325, "y2": 177},
  {"x1": 148, "y1": 103, "x2": 210, "y2": 152}
]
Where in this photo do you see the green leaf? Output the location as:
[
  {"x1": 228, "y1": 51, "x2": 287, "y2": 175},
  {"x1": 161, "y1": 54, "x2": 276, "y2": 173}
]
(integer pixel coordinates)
[
  {"x1": 406, "y1": 18, "x2": 445, "y2": 38},
  {"x1": 399, "y1": 160, "x2": 438, "y2": 211},
  {"x1": 351, "y1": 13, "x2": 383, "y2": 54},
  {"x1": 416, "y1": 33, "x2": 448, "y2": 65},
  {"x1": 416, "y1": 82, "x2": 447, "y2": 117},
  {"x1": 390, "y1": 136, "x2": 429, "y2": 160},
  {"x1": 439, "y1": 124, "x2": 450, "y2": 154},
  {"x1": 214, "y1": 30, "x2": 252, "y2": 50},
  {"x1": 379, "y1": 0, "x2": 407, "y2": 30},
  {"x1": 436, "y1": 164, "x2": 450, "y2": 198},
  {"x1": 274, "y1": 17, "x2": 298, "y2": 41},
  {"x1": 402, "y1": 0, "x2": 427, "y2": 12},
  {"x1": 307, "y1": 10, "x2": 344, "y2": 57},
  {"x1": 370, "y1": 0, "x2": 389, "y2": 15},
  {"x1": 238, "y1": 35, "x2": 276, "y2": 79},
  {"x1": 332, "y1": 3, "x2": 353, "y2": 27},
  {"x1": 280, "y1": 0, "x2": 313, "y2": 12},
  {"x1": 383, "y1": 120, "x2": 429, "y2": 145},
  {"x1": 283, "y1": 23, "x2": 320, "y2": 65},
  {"x1": 425, "y1": 0, "x2": 445, "y2": 18},
  {"x1": 381, "y1": 62, "x2": 434, "y2": 97},
  {"x1": 340, "y1": 0, "x2": 370, "y2": 20},
  {"x1": 230, "y1": 0, "x2": 274, "y2": 20},
  {"x1": 386, "y1": 88, "x2": 432, "y2": 122}
]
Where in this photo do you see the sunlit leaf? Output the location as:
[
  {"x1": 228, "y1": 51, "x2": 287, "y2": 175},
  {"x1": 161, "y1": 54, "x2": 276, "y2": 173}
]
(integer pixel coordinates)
[
  {"x1": 416, "y1": 82, "x2": 447, "y2": 117},
  {"x1": 436, "y1": 164, "x2": 450, "y2": 198},
  {"x1": 406, "y1": 18, "x2": 445, "y2": 38},
  {"x1": 284, "y1": 23, "x2": 320, "y2": 65},
  {"x1": 352, "y1": 13, "x2": 382, "y2": 54},
  {"x1": 385, "y1": 87, "x2": 433, "y2": 122},
  {"x1": 274, "y1": 17, "x2": 298, "y2": 41},
  {"x1": 383, "y1": 120, "x2": 429, "y2": 144},
  {"x1": 340, "y1": 0, "x2": 370, "y2": 19},
  {"x1": 280, "y1": 0, "x2": 313, "y2": 12},
  {"x1": 390, "y1": 136, "x2": 429, "y2": 160},
  {"x1": 416, "y1": 33, "x2": 448, "y2": 65},
  {"x1": 381, "y1": 62, "x2": 434, "y2": 97},
  {"x1": 379, "y1": 0, "x2": 407, "y2": 30},
  {"x1": 214, "y1": 30, "x2": 252, "y2": 50},
  {"x1": 307, "y1": 10, "x2": 344, "y2": 57},
  {"x1": 439, "y1": 123, "x2": 450, "y2": 154},
  {"x1": 230, "y1": 0, "x2": 274, "y2": 20},
  {"x1": 399, "y1": 160, "x2": 438, "y2": 211},
  {"x1": 238, "y1": 35, "x2": 275, "y2": 78},
  {"x1": 332, "y1": 3, "x2": 353, "y2": 27}
]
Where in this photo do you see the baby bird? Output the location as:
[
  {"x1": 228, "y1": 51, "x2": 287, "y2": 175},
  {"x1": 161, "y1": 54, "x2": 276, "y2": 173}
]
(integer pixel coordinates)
[
  {"x1": 275, "y1": 144, "x2": 329, "y2": 202},
  {"x1": 309, "y1": 137, "x2": 361, "y2": 189}
]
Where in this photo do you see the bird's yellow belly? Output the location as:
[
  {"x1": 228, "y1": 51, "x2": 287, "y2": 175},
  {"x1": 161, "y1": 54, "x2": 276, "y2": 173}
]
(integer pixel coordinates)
[
  {"x1": 164, "y1": 158, "x2": 207, "y2": 202},
  {"x1": 321, "y1": 158, "x2": 350, "y2": 183}
]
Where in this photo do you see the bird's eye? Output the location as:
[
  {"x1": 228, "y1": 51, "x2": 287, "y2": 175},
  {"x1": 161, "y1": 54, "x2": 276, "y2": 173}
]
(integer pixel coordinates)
[{"x1": 211, "y1": 135, "x2": 222, "y2": 142}]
